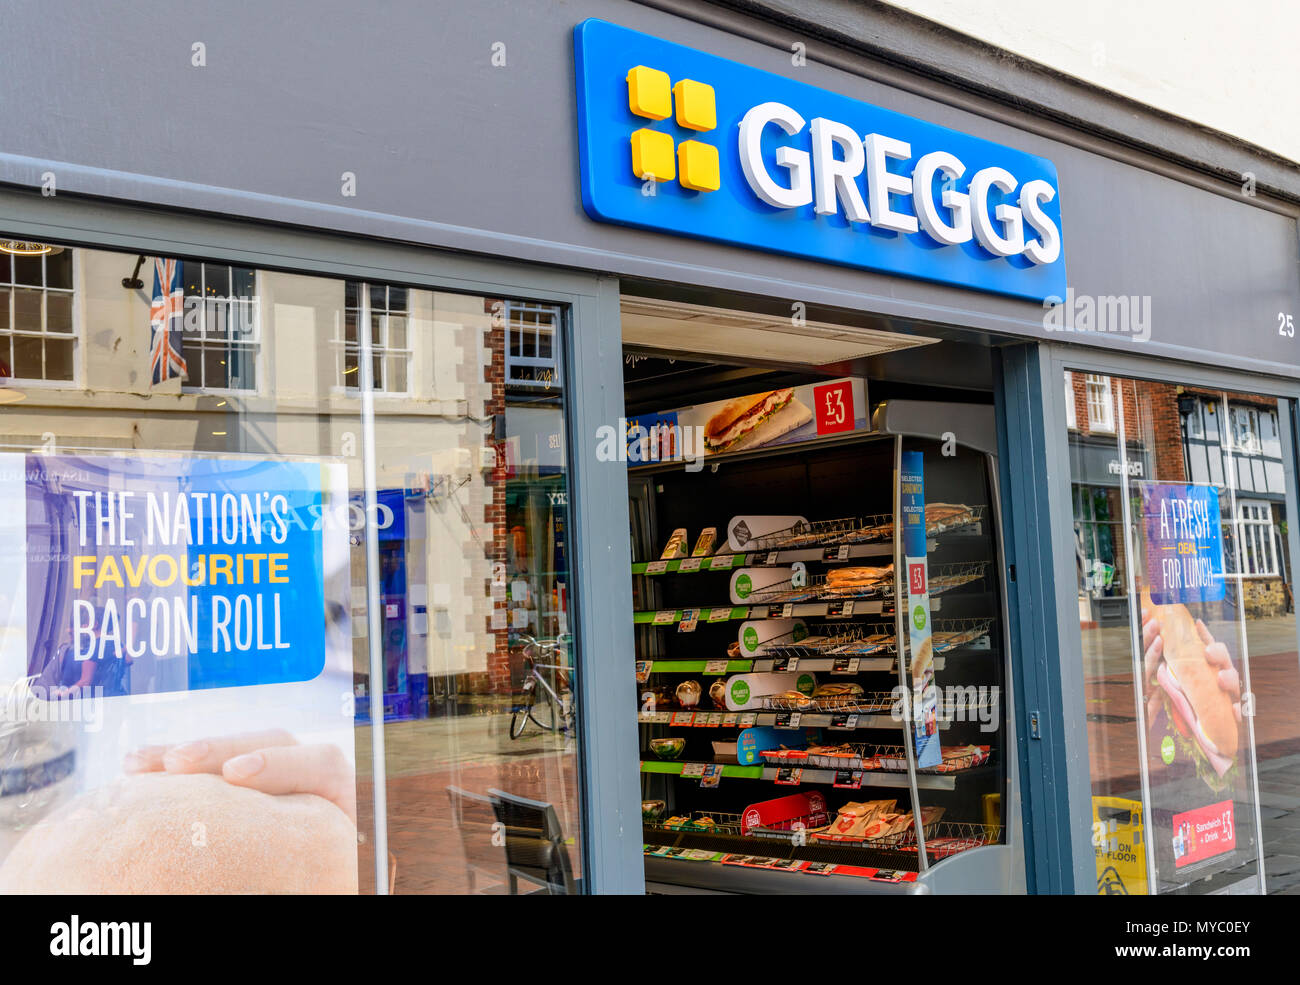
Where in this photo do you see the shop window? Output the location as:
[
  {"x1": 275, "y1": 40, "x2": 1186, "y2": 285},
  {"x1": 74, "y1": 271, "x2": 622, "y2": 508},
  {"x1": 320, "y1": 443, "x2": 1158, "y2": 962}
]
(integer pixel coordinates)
[
  {"x1": 341, "y1": 282, "x2": 410, "y2": 393},
  {"x1": 1084, "y1": 373, "x2": 1114, "y2": 432},
  {"x1": 180, "y1": 261, "x2": 258, "y2": 391},
  {"x1": 1234, "y1": 499, "x2": 1280, "y2": 577},
  {"x1": 0, "y1": 244, "x2": 75, "y2": 382},
  {"x1": 1064, "y1": 371, "x2": 1077, "y2": 428},
  {"x1": 505, "y1": 301, "x2": 561, "y2": 388}
]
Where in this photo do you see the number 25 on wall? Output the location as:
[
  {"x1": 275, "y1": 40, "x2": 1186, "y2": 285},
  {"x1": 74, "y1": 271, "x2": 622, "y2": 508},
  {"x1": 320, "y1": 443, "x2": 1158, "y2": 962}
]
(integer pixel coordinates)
[{"x1": 1279, "y1": 312, "x2": 1295, "y2": 337}]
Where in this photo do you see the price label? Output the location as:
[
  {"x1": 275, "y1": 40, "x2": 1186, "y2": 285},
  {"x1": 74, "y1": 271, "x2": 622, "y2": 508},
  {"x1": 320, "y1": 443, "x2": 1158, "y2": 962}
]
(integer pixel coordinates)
[
  {"x1": 700, "y1": 764, "x2": 722, "y2": 788},
  {"x1": 774, "y1": 767, "x2": 803, "y2": 786},
  {"x1": 651, "y1": 712, "x2": 672, "y2": 723},
  {"x1": 708, "y1": 555, "x2": 735, "y2": 570},
  {"x1": 766, "y1": 605, "x2": 785, "y2": 619},
  {"x1": 831, "y1": 657, "x2": 860, "y2": 674},
  {"x1": 707, "y1": 607, "x2": 733, "y2": 623},
  {"x1": 694, "y1": 714, "x2": 713, "y2": 727},
  {"x1": 739, "y1": 713, "x2": 757, "y2": 727},
  {"x1": 804, "y1": 862, "x2": 839, "y2": 876},
  {"x1": 679, "y1": 557, "x2": 702, "y2": 572},
  {"x1": 833, "y1": 770, "x2": 864, "y2": 789},
  {"x1": 829, "y1": 714, "x2": 860, "y2": 730},
  {"x1": 653, "y1": 610, "x2": 677, "y2": 625},
  {"x1": 704, "y1": 659, "x2": 729, "y2": 675},
  {"x1": 781, "y1": 603, "x2": 794, "y2": 618},
  {"x1": 774, "y1": 712, "x2": 802, "y2": 729},
  {"x1": 705, "y1": 713, "x2": 724, "y2": 727},
  {"x1": 671, "y1": 711, "x2": 696, "y2": 726},
  {"x1": 842, "y1": 600, "x2": 855, "y2": 617},
  {"x1": 771, "y1": 656, "x2": 799, "y2": 672},
  {"x1": 871, "y1": 869, "x2": 909, "y2": 883},
  {"x1": 680, "y1": 763, "x2": 706, "y2": 778},
  {"x1": 679, "y1": 609, "x2": 700, "y2": 633},
  {"x1": 645, "y1": 560, "x2": 669, "y2": 575},
  {"x1": 722, "y1": 713, "x2": 738, "y2": 727},
  {"x1": 765, "y1": 551, "x2": 781, "y2": 566},
  {"x1": 635, "y1": 660, "x2": 653, "y2": 683}
]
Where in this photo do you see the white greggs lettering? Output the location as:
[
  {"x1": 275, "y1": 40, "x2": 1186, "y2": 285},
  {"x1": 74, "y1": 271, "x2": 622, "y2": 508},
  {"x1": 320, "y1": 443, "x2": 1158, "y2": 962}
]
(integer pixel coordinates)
[{"x1": 737, "y1": 101, "x2": 1061, "y2": 265}]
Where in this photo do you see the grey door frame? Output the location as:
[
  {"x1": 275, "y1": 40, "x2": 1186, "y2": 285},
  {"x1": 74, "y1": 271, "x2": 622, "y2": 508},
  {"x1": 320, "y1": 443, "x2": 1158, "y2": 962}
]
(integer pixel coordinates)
[
  {"x1": 1037, "y1": 339, "x2": 1300, "y2": 894},
  {"x1": 0, "y1": 187, "x2": 645, "y2": 894}
]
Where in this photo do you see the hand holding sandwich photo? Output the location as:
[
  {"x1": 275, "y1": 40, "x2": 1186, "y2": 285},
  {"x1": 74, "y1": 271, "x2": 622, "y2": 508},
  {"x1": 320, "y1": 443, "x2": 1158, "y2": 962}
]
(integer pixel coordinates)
[{"x1": 1139, "y1": 589, "x2": 1241, "y2": 791}]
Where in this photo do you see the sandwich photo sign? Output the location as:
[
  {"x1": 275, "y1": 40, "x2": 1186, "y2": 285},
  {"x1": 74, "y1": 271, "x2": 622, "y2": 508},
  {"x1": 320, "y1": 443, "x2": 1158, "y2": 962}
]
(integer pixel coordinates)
[
  {"x1": 1134, "y1": 480, "x2": 1254, "y2": 883},
  {"x1": 624, "y1": 377, "x2": 867, "y2": 466}
]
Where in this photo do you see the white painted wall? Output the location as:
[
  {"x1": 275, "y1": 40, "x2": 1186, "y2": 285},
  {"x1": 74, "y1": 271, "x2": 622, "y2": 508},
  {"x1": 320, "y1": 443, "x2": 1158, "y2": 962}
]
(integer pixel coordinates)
[{"x1": 884, "y1": 0, "x2": 1300, "y2": 164}]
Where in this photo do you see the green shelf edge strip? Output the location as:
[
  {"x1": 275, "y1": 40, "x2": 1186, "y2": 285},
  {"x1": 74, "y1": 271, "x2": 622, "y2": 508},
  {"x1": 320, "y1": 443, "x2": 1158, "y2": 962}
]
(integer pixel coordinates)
[
  {"x1": 640, "y1": 660, "x2": 753, "y2": 672},
  {"x1": 640, "y1": 761, "x2": 765, "y2": 779}
]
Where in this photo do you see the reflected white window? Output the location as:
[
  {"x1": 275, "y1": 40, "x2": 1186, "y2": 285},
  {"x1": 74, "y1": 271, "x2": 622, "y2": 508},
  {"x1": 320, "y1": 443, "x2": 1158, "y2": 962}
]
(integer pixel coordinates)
[
  {"x1": 1085, "y1": 374, "x2": 1114, "y2": 432},
  {"x1": 506, "y1": 302, "x2": 561, "y2": 389},
  {"x1": 181, "y1": 261, "x2": 259, "y2": 392},
  {"x1": 1235, "y1": 499, "x2": 1279, "y2": 577},
  {"x1": 1064, "y1": 371, "x2": 1077, "y2": 429},
  {"x1": 341, "y1": 282, "x2": 409, "y2": 393},
  {"x1": 0, "y1": 244, "x2": 75, "y2": 382}
]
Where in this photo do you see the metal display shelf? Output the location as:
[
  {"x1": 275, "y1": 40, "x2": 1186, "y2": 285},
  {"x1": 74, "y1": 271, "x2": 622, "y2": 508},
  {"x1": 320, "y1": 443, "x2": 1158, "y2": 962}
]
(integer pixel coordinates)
[
  {"x1": 634, "y1": 656, "x2": 947, "y2": 674},
  {"x1": 639, "y1": 759, "x2": 962, "y2": 791},
  {"x1": 632, "y1": 597, "x2": 942, "y2": 625},
  {"x1": 631, "y1": 539, "x2": 909, "y2": 575},
  {"x1": 637, "y1": 708, "x2": 964, "y2": 730}
]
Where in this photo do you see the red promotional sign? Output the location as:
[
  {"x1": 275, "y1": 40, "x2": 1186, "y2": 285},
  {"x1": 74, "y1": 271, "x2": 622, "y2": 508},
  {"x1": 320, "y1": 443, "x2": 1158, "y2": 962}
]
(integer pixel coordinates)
[
  {"x1": 1171, "y1": 800, "x2": 1235, "y2": 869},
  {"x1": 813, "y1": 380, "x2": 855, "y2": 435},
  {"x1": 908, "y1": 562, "x2": 926, "y2": 594}
]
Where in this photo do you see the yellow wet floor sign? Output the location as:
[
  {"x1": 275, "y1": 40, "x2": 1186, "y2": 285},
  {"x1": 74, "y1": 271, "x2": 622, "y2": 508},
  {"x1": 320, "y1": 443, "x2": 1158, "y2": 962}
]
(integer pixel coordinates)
[{"x1": 1093, "y1": 796, "x2": 1147, "y2": 895}]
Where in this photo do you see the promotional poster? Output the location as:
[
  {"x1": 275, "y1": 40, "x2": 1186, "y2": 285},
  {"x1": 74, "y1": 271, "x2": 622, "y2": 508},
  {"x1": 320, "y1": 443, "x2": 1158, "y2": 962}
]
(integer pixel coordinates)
[
  {"x1": 0, "y1": 453, "x2": 358, "y2": 893},
  {"x1": 1135, "y1": 480, "x2": 1255, "y2": 886}
]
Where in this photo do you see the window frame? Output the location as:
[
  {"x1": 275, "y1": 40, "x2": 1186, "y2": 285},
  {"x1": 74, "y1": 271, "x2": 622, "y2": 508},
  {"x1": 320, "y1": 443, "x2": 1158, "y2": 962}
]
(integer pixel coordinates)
[
  {"x1": 179, "y1": 261, "x2": 262, "y2": 395},
  {"x1": 1084, "y1": 373, "x2": 1115, "y2": 433},
  {"x1": 338, "y1": 281, "x2": 412, "y2": 395},
  {"x1": 0, "y1": 247, "x2": 78, "y2": 386}
]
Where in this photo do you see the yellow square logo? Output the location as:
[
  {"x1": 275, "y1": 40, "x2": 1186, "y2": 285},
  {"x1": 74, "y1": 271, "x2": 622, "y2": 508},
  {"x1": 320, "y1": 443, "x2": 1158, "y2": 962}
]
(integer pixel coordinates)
[
  {"x1": 626, "y1": 65, "x2": 672, "y2": 120},
  {"x1": 677, "y1": 140, "x2": 720, "y2": 192},
  {"x1": 630, "y1": 128, "x2": 676, "y2": 182},
  {"x1": 672, "y1": 79, "x2": 716, "y2": 132}
]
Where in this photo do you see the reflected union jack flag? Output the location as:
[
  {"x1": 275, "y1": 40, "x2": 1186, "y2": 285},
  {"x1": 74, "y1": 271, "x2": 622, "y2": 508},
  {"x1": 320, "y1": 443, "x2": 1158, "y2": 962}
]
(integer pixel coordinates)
[{"x1": 149, "y1": 257, "x2": 188, "y2": 385}]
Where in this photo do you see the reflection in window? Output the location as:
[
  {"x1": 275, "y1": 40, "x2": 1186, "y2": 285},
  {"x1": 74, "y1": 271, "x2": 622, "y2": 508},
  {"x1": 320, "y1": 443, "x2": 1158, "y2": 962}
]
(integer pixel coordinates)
[
  {"x1": 341, "y1": 282, "x2": 409, "y2": 392},
  {"x1": 505, "y1": 301, "x2": 561, "y2": 389},
  {"x1": 181, "y1": 261, "x2": 258, "y2": 391},
  {"x1": 1085, "y1": 373, "x2": 1114, "y2": 431},
  {"x1": 0, "y1": 245, "x2": 75, "y2": 382},
  {"x1": 1064, "y1": 371, "x2": 1078, "y2": 429},
  {"x1": 1234, "y1": 500, "x2": 1280, "y2": 577}
]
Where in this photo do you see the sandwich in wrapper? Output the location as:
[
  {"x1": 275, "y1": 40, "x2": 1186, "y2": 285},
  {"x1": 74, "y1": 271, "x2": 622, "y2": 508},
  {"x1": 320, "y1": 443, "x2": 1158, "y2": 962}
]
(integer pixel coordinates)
[
  {"x1": 1142, "y1": 589, "x2": 1240, "y2": 793},
  {"x1": 703, "y1": 388, "x2": 813, "y2": 454}
]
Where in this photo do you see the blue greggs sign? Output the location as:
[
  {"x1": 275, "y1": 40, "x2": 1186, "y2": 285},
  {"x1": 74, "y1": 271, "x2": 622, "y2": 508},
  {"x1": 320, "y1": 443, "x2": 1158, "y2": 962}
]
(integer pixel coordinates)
[{"x1": 574, "y1": 19, "x2": 1066, "y2": 301}]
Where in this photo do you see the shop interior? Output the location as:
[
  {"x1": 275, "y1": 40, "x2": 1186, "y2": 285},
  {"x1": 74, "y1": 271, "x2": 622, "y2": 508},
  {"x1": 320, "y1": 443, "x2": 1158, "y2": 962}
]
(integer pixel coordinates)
[{"x1": 620, "y1": 291, "x2": 1017, "y2": 892}]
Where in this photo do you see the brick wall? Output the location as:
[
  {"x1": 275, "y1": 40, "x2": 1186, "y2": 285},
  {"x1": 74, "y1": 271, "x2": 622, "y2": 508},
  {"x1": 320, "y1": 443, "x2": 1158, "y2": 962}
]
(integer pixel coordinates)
[{"x1": 483, "y1": 300, "x2": 511, "y2": 694}]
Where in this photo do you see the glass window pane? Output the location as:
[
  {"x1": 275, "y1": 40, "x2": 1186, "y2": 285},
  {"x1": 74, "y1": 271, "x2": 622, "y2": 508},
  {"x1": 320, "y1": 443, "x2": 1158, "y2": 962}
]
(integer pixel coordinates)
[
  {"x1": 12, "y1": 334, "x2": 41, "y2": 378},
  {"x1": 12, "y1": 254, "x2": 42, "y2": 286},
  {"x1": 345, "y1": 280, "x2": 358, "y2": 309},
  {"x1": 46, "y1": 293, "x2": 73, "y2": 333},
  {"x1": 344, "y1": 311, "x2": 357, "y2": 343},
  {"x1": 231, "y1": 266, "x2": 256, "y2": 298},
  {"x1": 204, "y1": 264, "x2": 230, "y2": 298},
  {"x1": 0, "y1": 287, "x2": 9, "y2": 331},
  {"x1": 371, "y1": 313, "x2": 383, "y2": 347},
  {"x1": 387, "y1": 316, "x2": 406, "y2": 350},
  {"x1": 43, "y1": 337, "x2": 73, "y2": 381},
  {"x1": 384, "y1": 355, "x2": 407, "y2": 393},
  {"x1": 13, "y1": 288, "x2": 41, "y2": 331},
  {"x1": 182, "y1": 260, "x2": 203, "y2": 296},
  {"x1": 45, "y1": 249, "x2": 73, "y2": 289},
  {"x1": 343, "y1": 348, "x2": 359, "y2": 385},
  {"x1": 369, "y1": 284, "x2": 386, "y2": 312},
  {"x1": 388, "y1": 287, "x2": 407, "y2": 312},
  {"x1": 203, "y1": 345, "x2": 229, "y2": 389},
  {"x1": 1066, "y1": 373, "x2": 1295, "y2": 895}
]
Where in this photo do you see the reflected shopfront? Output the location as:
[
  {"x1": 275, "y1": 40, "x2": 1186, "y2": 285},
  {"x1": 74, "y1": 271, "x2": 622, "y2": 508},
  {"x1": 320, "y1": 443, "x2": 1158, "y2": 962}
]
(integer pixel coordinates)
[
  {"x1": 0, "y1": 241, "x2": 584, "y2": 894},
  {"x1": 1067, "y1": 371, "x2": 1298, "y2": 894}
]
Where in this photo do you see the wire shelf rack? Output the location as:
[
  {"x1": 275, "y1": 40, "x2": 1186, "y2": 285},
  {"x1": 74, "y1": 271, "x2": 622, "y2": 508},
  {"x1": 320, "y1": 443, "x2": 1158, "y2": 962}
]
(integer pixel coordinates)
[
  {"x1": 928, "y1": 560, "x2": 991, "y2": 595},
  {"x1": 931, "y1": 617, "x2": 995, "y2": 653},
  {"x1": 759, "y1": 690, "x2": 899, "y2": 715},
  {"x1": 763, "y1": 622, "x2": 898, "y2": 657},
  {"x1": 872, "y1": 745, "x2": 993, "y2": 773},
  {"x1": 649, "y1": 810, "x2": 746, "y2": 836}
]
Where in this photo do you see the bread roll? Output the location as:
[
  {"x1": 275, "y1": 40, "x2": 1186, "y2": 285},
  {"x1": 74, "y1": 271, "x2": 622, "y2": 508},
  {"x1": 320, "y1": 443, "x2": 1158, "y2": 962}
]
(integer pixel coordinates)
[
  {"x1": 0, "y1": 772, "x2": 358, "y2": 894},
  {"x1": 1142, "y1": 589, "x2": 1238, "y2": 756}
]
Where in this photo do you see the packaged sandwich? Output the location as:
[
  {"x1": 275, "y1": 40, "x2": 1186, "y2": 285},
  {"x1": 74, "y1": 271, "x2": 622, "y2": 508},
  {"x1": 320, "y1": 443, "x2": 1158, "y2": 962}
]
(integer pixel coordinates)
[
  {"x1": 692, "y1": 527, "x2": 718, "y2": 557},
  {"x1": 660, "y1": 528, "x2": 689, "y2": 560},
  {"x1": 825, "y1": 564, "x2": 894, "y2": 592}
]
